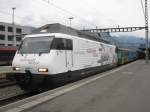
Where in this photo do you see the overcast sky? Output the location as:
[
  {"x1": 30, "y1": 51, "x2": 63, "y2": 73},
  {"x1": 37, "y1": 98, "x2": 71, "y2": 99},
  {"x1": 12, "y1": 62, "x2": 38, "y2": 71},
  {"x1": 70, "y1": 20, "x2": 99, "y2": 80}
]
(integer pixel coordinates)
[{"x1": 0, "y1": 0, "x2": 149, "y2": 37}]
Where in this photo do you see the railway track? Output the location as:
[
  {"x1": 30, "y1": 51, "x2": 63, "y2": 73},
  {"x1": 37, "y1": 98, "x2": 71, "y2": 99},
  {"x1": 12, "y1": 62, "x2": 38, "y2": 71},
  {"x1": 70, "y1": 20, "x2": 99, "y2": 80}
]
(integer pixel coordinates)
[
  {"x1": 0, "y1": 85, "x2": 24, "y2": 106},
  {"x1": 0, "y1": 91, "x2": 33, "y2": 107},
  {"x1": 0, "y1": 84, "x2": 43, "y2": 107}
]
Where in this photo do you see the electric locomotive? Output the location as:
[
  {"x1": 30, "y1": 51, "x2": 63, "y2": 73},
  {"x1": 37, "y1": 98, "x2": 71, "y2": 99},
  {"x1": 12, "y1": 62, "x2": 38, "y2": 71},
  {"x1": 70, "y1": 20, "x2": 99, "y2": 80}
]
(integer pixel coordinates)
[{"x1": 12, "y1": 23, "x2": 117, "y2": 91}]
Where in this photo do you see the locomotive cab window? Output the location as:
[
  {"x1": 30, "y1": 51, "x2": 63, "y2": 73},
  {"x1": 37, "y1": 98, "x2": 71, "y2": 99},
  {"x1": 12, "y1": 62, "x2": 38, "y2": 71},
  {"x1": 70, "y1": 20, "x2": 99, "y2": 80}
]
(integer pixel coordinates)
[
  {"x1": 18, "y1": 36, "x2": 53, "y2": 54},
  {"x1": 51, "y1": 38, "x2": 73, "y2": 50}
]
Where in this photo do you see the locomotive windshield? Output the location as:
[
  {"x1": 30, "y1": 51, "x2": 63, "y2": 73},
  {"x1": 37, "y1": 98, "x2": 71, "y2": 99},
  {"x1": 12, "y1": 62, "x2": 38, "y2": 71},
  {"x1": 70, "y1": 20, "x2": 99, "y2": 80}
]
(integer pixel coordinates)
[{"x1": 18, "y1": 36, "x2": 53, "y2": 54}]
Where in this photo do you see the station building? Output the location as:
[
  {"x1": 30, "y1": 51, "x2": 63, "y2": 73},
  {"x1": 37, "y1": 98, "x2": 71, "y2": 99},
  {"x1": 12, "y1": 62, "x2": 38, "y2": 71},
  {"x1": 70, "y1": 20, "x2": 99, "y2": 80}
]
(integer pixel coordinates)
[{"x1": 0, "y1": 22, "x2": 35, "y2": 47}]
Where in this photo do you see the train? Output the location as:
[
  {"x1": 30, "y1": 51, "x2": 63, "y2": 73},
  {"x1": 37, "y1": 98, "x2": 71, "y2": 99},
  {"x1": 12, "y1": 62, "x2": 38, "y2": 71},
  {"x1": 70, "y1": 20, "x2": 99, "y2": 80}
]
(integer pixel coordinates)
[
  {"x1": 12, "y1": 23, "x2": 139, "y2": 91},
  {"x1": 116, "y1": 47, "x2": 139, "y2": 65},
  {"x1": 0, "y1": 46, "x2": 16, "y2": 65}
]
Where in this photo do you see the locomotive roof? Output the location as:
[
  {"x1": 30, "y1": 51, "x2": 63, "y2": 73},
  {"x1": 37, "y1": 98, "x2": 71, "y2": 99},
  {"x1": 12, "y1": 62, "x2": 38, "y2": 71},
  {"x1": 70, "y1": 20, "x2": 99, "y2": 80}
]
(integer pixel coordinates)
[{"x1": 31, "y1": 23, "x2": 110, "y2": 44}]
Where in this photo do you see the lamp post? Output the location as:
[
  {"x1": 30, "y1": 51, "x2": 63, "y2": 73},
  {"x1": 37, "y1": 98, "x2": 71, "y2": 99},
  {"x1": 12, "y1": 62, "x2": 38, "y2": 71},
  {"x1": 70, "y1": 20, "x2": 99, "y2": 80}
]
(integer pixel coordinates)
[
  {"x1": 68, "y1": 17, "x2": 74, "y2": 27},
  {"x1": 12, "y1": 7, "x2": 16, "y2": 24},
  {"x1": 12, "y1": 7, "x2": 16, "y2": 46}
]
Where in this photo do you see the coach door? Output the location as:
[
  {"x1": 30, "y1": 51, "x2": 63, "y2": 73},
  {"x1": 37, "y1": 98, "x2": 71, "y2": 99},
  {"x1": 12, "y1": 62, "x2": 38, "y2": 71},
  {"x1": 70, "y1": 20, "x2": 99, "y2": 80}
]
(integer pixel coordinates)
[{"x1": 65, "y1": 39, "x2": 73, "y2": 71}]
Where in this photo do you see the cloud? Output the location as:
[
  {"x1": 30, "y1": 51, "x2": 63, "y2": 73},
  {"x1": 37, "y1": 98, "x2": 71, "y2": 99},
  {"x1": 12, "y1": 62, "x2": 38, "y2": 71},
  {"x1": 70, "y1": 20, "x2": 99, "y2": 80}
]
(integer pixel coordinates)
[{"x1": 0, "y1": 0, "x2": 148, "y2": 37}]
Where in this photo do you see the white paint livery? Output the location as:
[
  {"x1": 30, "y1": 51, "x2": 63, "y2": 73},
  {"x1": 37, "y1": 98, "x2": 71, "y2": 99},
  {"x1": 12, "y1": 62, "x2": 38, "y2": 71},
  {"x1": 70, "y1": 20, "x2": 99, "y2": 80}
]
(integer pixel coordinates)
[{"x1": 12, "y1": 33, "x2": 116, "y2": 75}]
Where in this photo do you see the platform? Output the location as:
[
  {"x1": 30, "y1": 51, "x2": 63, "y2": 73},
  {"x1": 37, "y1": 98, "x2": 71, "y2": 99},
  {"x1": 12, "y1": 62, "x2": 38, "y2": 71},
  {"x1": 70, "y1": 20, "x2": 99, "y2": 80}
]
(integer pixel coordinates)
[
  {"x1": 0, "y1": 66, "x2": 12, "y2": 73},
  {"x1": 1, "y1": 60, "x2": 150, "y2": 112}
]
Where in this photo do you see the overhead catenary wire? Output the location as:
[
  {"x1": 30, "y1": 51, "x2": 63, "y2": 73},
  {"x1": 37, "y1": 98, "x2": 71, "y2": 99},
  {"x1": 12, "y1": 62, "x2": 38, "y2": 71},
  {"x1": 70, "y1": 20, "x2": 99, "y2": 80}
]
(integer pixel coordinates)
[
  {"x1": 0, "y1": 9, "x2": 49, "y2": 26},
  {"x1": 0, "y1": 10, "x2": 32, "y2": 21},
  {"x1": 40, "y1": 0, "x2": 121, "y2": 28},
  {"x1": 140, "y1": 0, "x2": 145, "y2": 16},
  {"x1": 77, "y1": 1, "x2": 119, "y2": 28},
  {"x1": 41, "y1": 0, "x2": 74, "y2": 16},
  {"x1": 37, "y1": 0, "x2": 97, "y2": 27},
  {"x1": 0, "y1": 0, "x2": 148, "y2": 30},
  {"x1": 1, "y1": 1, "x2": 112, "y2": 30}
]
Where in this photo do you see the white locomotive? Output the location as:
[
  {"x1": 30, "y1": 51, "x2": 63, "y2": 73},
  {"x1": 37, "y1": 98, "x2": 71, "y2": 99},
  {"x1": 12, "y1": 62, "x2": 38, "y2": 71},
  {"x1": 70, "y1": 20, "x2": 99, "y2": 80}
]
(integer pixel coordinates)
[{"x1": 12, "y1": 23, "x2": 117, "y2": 91}]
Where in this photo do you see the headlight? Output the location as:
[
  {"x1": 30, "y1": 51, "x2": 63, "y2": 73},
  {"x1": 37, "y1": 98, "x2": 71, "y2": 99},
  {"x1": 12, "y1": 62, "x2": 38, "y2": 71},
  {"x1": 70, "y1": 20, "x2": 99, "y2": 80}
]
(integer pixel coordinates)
[
  {"x1": 38, "y1": 68, "x2": 48, "y2": 72},
  {"x1": 13, "y1": 67, "x2": 21, "y2": 71}
]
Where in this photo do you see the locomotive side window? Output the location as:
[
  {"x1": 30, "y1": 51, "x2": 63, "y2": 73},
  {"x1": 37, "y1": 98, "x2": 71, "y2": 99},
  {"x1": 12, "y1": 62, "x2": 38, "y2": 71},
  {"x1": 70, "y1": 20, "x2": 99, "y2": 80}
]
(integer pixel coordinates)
[
  {"x1": 51, "y1": 38, "x2": 65, "y2": 50},
  {"x1": 66, "y1": 39, "x2": 73, "y2": 50},
  {"x1": 51, "y1": 38, "x2": 73, "y2": 50}
]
